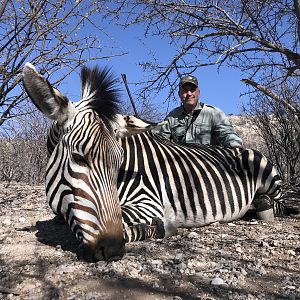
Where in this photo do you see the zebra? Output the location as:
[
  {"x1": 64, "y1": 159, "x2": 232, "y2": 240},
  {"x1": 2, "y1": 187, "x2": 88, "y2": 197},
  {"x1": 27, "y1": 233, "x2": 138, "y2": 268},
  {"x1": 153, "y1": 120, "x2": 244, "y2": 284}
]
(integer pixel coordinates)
[
  {"x1": 23, "y1": 63, "x2": 283, "y2": 261},
  {"x1": 117, "y1": 126, "x2": 283, "y2": 240}
]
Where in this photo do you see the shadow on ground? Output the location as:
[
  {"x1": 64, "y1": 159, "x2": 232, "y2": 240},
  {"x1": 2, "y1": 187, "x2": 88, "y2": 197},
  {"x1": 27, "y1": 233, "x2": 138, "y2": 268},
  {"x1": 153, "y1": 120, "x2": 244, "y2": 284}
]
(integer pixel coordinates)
[{"x1": 35, "y1": 217, "x2": 79, "y2": 252}]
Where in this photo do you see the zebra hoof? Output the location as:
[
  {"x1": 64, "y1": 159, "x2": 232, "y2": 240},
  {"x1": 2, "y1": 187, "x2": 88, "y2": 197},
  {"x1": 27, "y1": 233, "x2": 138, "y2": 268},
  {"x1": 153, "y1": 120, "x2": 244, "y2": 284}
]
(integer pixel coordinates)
[{"x1": 256, "y1": 208, "x2": 275, "y2": 221}]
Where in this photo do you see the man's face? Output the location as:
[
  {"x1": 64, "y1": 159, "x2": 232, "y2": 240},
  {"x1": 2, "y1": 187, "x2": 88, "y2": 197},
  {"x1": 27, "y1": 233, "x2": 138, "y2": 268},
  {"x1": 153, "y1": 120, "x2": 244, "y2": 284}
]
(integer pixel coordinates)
[{"x1": 179, "y1": 83, "x2": 200, "y2": 110}]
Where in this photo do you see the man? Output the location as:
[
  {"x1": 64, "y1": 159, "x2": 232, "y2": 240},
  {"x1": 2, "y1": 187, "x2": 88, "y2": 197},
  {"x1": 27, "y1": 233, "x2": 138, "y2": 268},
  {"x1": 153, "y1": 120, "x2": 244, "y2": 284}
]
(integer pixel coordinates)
[{"x1": 159, "y1": 75, "x2": 243, "y2": 148}]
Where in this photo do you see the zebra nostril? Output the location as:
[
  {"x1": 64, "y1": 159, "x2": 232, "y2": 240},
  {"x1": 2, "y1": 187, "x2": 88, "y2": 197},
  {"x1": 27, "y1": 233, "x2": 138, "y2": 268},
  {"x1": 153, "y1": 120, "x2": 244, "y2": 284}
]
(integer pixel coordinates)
[
  {"x1": 93, "y1": 246, "x2": 106, "y2": 262},
  {"x1": 76, "y1": 236, "x2": 125, "y2": 262}
]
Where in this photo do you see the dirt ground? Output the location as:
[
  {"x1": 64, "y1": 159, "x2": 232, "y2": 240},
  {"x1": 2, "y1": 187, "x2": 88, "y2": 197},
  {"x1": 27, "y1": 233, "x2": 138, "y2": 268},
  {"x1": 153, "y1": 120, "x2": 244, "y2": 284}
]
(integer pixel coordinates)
[{"x1": 0, "y1": 182, "x2": 299, "y2": 300}]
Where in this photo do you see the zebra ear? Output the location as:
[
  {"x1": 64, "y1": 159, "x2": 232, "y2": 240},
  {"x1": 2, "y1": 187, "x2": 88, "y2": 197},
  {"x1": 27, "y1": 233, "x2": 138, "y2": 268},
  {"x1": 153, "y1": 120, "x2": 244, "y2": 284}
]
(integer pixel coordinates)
[
  {"x1": 113, "y1": 114, "x2": 166, "y2": 138},
  {"x1": 22, "y1": 63, "x2": 76, "y2": 125}
]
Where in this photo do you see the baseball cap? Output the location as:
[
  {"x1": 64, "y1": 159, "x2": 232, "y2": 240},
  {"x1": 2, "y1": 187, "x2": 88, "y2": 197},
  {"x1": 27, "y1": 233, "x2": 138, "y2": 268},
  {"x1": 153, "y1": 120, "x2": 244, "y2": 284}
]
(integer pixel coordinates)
[{"x1": 179, "y1": 75, "x2": 198, "y2": 88}]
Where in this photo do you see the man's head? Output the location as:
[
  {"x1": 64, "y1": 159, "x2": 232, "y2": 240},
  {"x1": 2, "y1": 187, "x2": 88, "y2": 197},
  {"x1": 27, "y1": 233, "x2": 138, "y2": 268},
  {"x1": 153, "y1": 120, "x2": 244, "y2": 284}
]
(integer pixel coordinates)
[
  {"x1": 179, "y1": 75, "x2": 198, "y2": 88},
  {"x1": 178, "y1": 75, "x2": 200, "y2": 114}
]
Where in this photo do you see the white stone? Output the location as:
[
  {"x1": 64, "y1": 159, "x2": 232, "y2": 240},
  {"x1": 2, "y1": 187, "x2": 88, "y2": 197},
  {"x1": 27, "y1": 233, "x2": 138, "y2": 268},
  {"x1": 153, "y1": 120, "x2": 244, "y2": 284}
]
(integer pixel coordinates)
[
  {"x1": 287, "y1": 250, "x2": 296, "y2": 256},
  {"x1": 187, "y1": 231, "x2": 199, "y2": 239},
  {"x1": 240, "y1": 268, "x2": 248, "y2": 276},
  {"x1": 151, "y1": 259, "x2": 163, "y2": 268},
  {"x1": 287, "y1": 285, "x2": 296, "y2": 290},
  {"x1": 2, "y1": 219, "x2": 11, "y2": 226},
  {"x1": 211, "y1": 277, "x2": 224, "y2": 285},
  {"x1": 236, "y1": 246, "x2": 243, "y2": 253}
]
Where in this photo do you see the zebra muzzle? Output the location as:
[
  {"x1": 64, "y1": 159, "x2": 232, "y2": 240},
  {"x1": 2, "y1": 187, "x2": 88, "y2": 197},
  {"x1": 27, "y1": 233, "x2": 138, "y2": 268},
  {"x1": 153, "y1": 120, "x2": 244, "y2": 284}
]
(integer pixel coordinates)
[
  {"x1": 77, "y1": 237, "x2": 126, "y2": 262},
  {"x1": 94, "y1": 236, "x2": 126, "y2": 262}
]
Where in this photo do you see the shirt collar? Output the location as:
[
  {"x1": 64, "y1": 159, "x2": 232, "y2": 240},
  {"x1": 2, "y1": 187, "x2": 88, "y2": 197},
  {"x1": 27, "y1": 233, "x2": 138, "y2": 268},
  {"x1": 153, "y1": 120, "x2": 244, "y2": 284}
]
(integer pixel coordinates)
[{"x1": 181, "y1": 102, "x2": 203, "y2": 116}]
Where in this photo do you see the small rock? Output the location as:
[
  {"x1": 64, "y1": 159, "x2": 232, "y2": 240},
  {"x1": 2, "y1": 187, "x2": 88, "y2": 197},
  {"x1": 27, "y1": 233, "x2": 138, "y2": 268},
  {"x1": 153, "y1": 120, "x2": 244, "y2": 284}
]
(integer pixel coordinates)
[
  {"x1": 260, "y1": 241, "x2": 269, "y2": 248},
  {"x1": 151, "y1": 259, "x2": 163, "y2": 268},
  {"x1": 286, "y1": 285, "x2": 296, "y2": 290},
  {"x1": 211, "y1": 277, "x2": 224, "y2": 285},
  {"x1": 246, "y1": 293, "x2": 257, "y2": 299},
  {"x1": 96, "y1": 261, "x2": 107, "y2": 268},
  {"x1": 2, "y1": 219, "x2": 11, "y2": 226},
  {"x1": 18, "y1": 217, "x2": 26, "y2": 223},
  {"x1": 228, "y1": 223, "x2": 236, "y2": 227},
  {"x1": 258, "y1": 267, "x2": 267, "y2": 275},
  {"x1": 172, "y1": 279, "x2": 181, "y2": 286},
  {"x1": 270, "y1": 240, "x2": 279, "y2": 247},
  {"x1": 173, "y1": 296, "x2": 182, "y2": 300},
  {"x1": 187, "y1": 231, "x2": 198, "y2": 239},
  {"x1": 127, "y1": 266, "x2": 142, "y2": 277},
  {"x1": 219, "y1": 269, "x2": 229, "y2": 273},
  {"x1": 173, "y1": 253, "x2": 184, "y2": 263},
  {"x1": 178, "y1": 262, "x2": 187, "y2": 270},
  {"x1": 287, "y1": 250, "x2": 296, "y2": 256},
  {"x1": 193, "y1": 261, "x2": 209, "y2": 271},
  {"x1": 240, "y1": 268, "x2": 248, "y2": 276},
  {"x1": 236, "y1": 246, "x2": 243, "y2": 253},
  {"x1": 184, "y1": 268, "x2": 192, "y2": 275}
]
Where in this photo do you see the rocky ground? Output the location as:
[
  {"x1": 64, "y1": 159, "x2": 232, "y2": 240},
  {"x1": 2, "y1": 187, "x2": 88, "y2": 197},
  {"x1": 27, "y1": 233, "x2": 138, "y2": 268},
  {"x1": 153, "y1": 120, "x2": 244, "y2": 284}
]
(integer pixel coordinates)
[{"x1": 0, "y1": 182, "x2": 299, "y2": 300}]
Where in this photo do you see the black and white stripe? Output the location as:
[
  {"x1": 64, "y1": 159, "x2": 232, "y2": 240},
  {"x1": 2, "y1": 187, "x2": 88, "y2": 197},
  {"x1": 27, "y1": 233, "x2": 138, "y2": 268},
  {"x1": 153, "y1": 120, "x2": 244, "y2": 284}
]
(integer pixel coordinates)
[{"x1": 118, "y1": 132, "x2": 283, "y2": 241}]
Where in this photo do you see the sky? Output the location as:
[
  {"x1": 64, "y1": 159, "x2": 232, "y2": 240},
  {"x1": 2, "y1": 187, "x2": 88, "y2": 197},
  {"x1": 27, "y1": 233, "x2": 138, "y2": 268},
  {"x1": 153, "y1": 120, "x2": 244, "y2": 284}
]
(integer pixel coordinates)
[
  {"x1": 62, "y1": 15, "x2": 248, "y2": 118},
  {"x1": 109, "y1": 37, "x2": 246, "y2": 116}
]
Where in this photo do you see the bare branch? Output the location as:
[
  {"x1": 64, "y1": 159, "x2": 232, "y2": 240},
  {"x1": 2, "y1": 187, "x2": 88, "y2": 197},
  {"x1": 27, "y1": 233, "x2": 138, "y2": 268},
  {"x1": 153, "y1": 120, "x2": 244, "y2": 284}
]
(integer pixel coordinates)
[
  {"x1": 0, "y1": 0, "x2": 126, "y2": 127},
  {"x1": 105, "y1": 0, "x2": 300, "y2": 110},
  {"x1": 294, "y1": 0, "x2": 300, "y2": 41},
  {"x1": 0, "y1": 0, "x2": 9, "y2": 19},
  {"x1": 241, "y1": 78, "x2": 300, "y2": 119}
]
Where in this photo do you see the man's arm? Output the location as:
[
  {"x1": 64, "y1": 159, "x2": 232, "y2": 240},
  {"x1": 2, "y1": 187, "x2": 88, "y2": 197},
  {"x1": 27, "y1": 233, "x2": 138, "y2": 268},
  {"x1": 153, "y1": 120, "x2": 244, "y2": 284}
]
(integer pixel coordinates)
[
  {"x1": 159, "y1": 117, "x2": 172, "y2": 140},
  {"x1": 212, "y1": 109, "x2": 243, "y2": 148}
]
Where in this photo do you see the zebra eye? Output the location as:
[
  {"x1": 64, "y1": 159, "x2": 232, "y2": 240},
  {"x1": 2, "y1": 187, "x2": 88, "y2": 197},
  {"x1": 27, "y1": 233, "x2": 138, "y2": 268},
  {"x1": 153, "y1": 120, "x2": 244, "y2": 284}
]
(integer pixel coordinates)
[
  {"x1": 77, "y1": 232, "x2": 84, "y2": 242},
  {"x1": 72, "y1": 153, "x2": 88, "y2": 166}
]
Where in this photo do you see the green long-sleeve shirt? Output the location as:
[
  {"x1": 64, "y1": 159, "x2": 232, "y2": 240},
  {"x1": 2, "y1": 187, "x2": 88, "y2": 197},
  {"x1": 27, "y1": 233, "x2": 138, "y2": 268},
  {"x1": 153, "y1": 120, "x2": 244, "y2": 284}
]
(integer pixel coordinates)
[{"x1": 159, "y1": 102, "x2": 243, "y2": 147}]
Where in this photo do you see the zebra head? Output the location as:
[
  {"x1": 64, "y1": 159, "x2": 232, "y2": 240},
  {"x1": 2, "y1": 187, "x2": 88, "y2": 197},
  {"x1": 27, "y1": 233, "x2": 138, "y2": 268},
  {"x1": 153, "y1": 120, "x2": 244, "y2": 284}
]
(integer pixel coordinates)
[{"x1": 22, "y1": 63, "x2": 125, "y2": 261}]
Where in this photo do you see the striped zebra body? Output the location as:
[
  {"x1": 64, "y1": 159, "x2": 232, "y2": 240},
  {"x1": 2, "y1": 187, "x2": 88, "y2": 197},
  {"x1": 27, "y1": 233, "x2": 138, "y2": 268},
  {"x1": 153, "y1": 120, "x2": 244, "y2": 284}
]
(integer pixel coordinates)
[{"x1": 119, "y1": 131, "x2": 282, "y2": 240}]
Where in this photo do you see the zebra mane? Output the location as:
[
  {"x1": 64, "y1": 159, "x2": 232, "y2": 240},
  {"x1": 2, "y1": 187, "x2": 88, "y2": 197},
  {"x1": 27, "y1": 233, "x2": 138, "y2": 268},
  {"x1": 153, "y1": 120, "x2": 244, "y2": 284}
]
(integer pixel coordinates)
[{"x1": 79, "y1": 65, "x2": 120, "y2": 129}]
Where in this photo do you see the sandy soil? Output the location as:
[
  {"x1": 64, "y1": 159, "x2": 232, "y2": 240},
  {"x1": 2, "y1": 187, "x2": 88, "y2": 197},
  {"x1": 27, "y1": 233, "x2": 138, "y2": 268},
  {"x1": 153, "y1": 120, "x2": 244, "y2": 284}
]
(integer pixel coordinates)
[{"x1": 0, "y1": 182, "x2": 299, "y2": 300}]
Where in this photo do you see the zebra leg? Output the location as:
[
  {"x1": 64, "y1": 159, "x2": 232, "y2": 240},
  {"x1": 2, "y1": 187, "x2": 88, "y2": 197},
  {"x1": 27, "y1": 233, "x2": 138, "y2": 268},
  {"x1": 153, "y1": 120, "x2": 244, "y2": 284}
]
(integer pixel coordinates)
[
  {"x1": 253, "y1": 194, "x2": 274, "y2": 221},
  {"x1": 124, "y1": 217, "x2": 165, "y2": 242}
]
